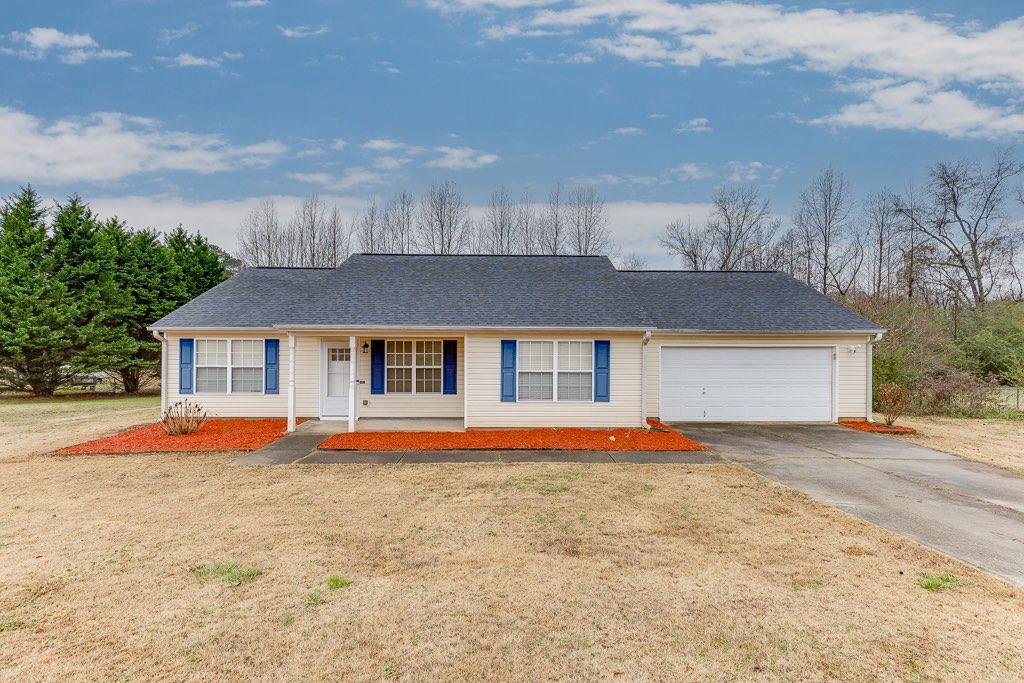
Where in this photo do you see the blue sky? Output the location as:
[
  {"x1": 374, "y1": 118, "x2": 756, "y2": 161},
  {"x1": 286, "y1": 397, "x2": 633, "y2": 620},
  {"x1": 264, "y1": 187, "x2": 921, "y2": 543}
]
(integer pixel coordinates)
[{"x1": 2, "y1": 1, "x2": 1023, "y2": 264}]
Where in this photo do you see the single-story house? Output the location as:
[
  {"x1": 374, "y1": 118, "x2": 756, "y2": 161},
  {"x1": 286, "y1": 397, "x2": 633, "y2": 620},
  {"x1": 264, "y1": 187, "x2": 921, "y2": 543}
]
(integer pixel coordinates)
[{"x1": 149, "y1": 254, "x2": 883, "y2": 432}]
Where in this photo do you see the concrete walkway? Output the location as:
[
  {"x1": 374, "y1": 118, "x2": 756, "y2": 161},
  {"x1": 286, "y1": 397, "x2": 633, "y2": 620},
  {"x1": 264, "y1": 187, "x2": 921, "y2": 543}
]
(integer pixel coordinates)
[{"x1": 681, "y1": 422, "x2": 1024, "y2": 587}]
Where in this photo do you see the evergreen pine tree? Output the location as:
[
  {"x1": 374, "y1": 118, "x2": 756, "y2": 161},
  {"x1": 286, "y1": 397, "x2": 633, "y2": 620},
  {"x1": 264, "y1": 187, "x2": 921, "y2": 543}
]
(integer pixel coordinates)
[
  {"x1": 165, "y1": 225, "x2": 229, "y2": 300},
  {"x1": 0, "y1": 187, "x2": 78, "y2": 395}
]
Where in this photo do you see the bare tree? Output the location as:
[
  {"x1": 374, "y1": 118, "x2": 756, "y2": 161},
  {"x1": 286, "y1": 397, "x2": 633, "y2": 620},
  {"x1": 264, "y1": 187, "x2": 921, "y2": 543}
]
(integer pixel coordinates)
[
  {"x1": 479, "y1": 185, "x2": 517, "y2": 255},
  {"x1": 794, "y1": 166, "x2": 857, "y2": 294},
  {"x1": 356, "y1": 197, "x2": 383, "y2": 254},
  {"x1": 382, "y1": 190, "x2": 416, "y2": 254},
  {"x1": 895, "y1": 150, "x2": 1024, "y2": 304},
  {"x1": 324, "y1": 206, "x2": 353, "y2": 266},
  {"x1": 567, "y1": 185, "x2": 611, "y2": 255},
  {"x1": 863, "y1": 190, "x2": 901, "y2": 297},
  {"x1": 290, "y1": 194, "x2": 329, "y2": 267},
  {"x1": 237, "y1": 199, "x2": 282, "y2": 267},
  {"x1": 618, "y1": 252, "x2": 648, "y2": 270},
  {"x1": 417, "y1": 181, "x2": 470, "y2": 255},
  {"x1": 538, "y1": 182, "x2": 566, "y2": 255},
  {"x1": 514, "y1": 191, "x2": 537, "y2": 255},
  {"x1": 660, "y1": 185, "x2": 780, "y2": 270}
]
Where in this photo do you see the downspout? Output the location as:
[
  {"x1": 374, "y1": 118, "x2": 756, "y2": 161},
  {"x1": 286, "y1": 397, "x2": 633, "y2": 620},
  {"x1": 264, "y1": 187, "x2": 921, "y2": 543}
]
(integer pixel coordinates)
[
  {"x1": 866, "y1": 331, "x2": 884, "y2": 423},
  {"x1": 640, "y1": 329, "x2": 652, "y2": 428},
  {"x1": 151, "y1": 330, "x2": 167, "y2": 418}
]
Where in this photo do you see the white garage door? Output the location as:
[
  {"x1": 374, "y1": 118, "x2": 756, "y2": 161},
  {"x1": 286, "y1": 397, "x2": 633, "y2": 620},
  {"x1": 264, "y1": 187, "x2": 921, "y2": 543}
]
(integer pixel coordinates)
[{"x1": 660, "y1": 347, "x2": 833, "y2": 422}]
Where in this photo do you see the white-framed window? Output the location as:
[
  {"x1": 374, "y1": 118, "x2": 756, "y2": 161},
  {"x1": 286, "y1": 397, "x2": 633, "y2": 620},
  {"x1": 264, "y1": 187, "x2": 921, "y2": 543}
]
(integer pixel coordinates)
[
  {"x1": 517, "y1": 340, "x2": 594, "y2": 402},
  {"x1": 385, "y1": 339, "x2": 448, "y2": 394},
  {"x1": 557, "y1": 341, "x2": 593, "y2": 401},
  {"x1": 415, "y1": 340, "x2": 443, "y2": 394},
  {"x1": 195, "y1": 339, "x2": 229, "y2": 393},
  {"x1": 231, "y1": 339, "x2": 264, "y2": 393},
  {"x1": 193, "y1": 338, "x2": 265, "y2": 395}
]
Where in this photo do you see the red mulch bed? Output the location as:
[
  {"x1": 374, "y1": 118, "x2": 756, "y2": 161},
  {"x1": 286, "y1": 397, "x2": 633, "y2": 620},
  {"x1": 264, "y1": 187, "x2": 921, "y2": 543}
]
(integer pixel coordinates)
[
  {"x1": 56, "y1": 419, "x2": 295, "y2": 455},
  {"x1": 839, "y1": 420, "x2": 917, "y2": 435},
  {"x1": 318, "y1": 418, "x2": 704, "y2": 452}
]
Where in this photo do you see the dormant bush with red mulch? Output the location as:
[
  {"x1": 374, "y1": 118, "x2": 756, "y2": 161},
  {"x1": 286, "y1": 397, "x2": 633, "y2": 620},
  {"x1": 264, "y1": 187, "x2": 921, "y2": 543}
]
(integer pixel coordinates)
[
  {"x1": 839, "y1": 420, "x2": 917, "y2": 435},
  {"x1": 56, "y1": 419, "x2": 293, "y2": 455},
  {"x1": 319, "y1": 419, "x2": 703, "y2": 452}
]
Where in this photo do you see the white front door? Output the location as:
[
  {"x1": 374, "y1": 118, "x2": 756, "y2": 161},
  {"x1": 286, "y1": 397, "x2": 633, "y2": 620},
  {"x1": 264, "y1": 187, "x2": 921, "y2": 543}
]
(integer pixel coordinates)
[
  {"x1": 660, "y1": 346, "x2": 833, "y2": 422},
  {"x1": 321, "y1": 343, "x2": 351, "y2": 417}
]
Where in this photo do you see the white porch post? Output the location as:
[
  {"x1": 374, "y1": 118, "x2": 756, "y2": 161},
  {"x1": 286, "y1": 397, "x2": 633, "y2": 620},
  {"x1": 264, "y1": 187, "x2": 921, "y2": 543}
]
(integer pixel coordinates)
[
  {"x1": 463, "y1": 334, "x2": 469, "y2": 431},
  {"x1": 348, "y1": 335, "x2": 356, "y2": 433},
  {"x1": 866, "y1": 338, "x2": 875, "y2": 422},
  {"x1": 287, "y1": 333, "x2": 296, "y2": 432}
]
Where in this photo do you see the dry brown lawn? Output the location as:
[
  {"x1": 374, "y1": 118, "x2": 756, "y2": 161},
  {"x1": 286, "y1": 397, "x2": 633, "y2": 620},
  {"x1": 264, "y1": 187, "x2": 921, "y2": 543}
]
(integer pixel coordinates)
[
  {"x1": 1, "y1": 400, "x2": 1023, "y2": 681},
  {"x1": 889, "y1": 414, "x2": 1024, "y2": 476},
  {"x1": 0, "y1": 395, "x2": 159, "y2": 461}
]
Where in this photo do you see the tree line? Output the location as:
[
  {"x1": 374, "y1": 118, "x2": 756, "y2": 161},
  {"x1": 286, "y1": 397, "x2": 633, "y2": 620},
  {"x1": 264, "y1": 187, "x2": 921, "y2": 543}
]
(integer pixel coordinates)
[
  {"x1": 0, "y1": 187, "x2": 230, "y2": 396},
  {"x1": 236, "y1": 181, "x2": 631, "y2": 267},
  {"x1": 659, "y1": 150, "x2": 1024, "y2": 306}
]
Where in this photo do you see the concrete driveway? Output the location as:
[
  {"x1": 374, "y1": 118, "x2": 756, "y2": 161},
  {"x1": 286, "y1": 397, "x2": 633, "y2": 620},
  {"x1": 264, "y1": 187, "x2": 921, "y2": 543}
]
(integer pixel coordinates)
[{"x1": 679, "y1": 423, "x2": 1024, "y2": 587}]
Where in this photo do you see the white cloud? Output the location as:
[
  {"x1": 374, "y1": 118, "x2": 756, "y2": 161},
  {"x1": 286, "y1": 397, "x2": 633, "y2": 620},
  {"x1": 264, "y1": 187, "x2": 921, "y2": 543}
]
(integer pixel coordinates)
[
  {"x1": 605, "y1": 200, "x2": 715, "y2": 268},
  {"x1": 726, "y1": 161, "x2": 783, "y2": 184},
  {"x1": 166, "y1": 53, "x2": 220, "y2": 67},
  {"x1": 674, "y1": 117, "x2": 712, "y2": 134},
  {"x1": 372, "y1": 155, "x2": 412, "y2": 170},
  {"x1": 160, "y1": 24, "x2": 198, "y2": 43},
  {"x1": 424, "y1": 146, "x2": 499, "y2": 170},
  {"x1": 228, "y1": 0, "x2": 269, "y2": 7},
  {"x1": 288, "y1": 168, "x2": 385, "y2": 191},
  {"x1": 612, "y1": 126, "x2": 643, "y2": 136},
  {"x1": 4, "y1": 27, "x2": 130, "y2": 64},
  {"x1": 278, "y1": 25, "x2": 329, "y2": 39},
  {"x1": 331, "y1": 138, "x2": 348, "y2": 150},
  {"x1": 438, "y1": 2, "x2": 1024, "y2": 139},
  {"x1": 376, "y1": 60, "x2": 401, "y2": 75},
  {"x1": 815, "y1": 79, "x2": 1024, "y2": 139},
  {"x1": 222, "y1": 51, "x2": 244, "y2": 60},
  {"x1": 362, "y1": 137, "x2": 408, "y2": 152},
  {"x1": 670, "y1": 162, "x2": 713, "y2": 181},
  {"x1": 0, "y1": 106, "x2": 286, "y2": 184},
  {"x1": 570, "y1": 172, "x2": 659, "y2": 187}
]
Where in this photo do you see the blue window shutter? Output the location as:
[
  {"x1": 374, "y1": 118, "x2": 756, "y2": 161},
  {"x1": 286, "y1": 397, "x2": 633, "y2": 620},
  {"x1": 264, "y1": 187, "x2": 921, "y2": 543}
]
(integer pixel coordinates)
[
  {"x1": 264, "y1": 339, "x2": 280, "y2": 394},
  {"x1": 500, "y1": 340, "x2": 516, "y2": 402},
  {"x1": 442, "y1": 339, "x2": 457, "y2": 395},
  {"x1": 371, "y1": 339, "x2": 385, "y2": 394},
  {"x1": 594, "y1": 340, "x2": 610, "y2": 402},
  {"x1": 179, "y1": 338, "x2": 194, "y2": 395}
]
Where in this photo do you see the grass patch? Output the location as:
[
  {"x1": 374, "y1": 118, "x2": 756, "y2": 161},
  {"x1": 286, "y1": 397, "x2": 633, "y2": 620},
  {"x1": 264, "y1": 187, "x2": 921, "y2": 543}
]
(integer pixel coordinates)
[
  {"x1": 327, "y1": 575, "x2": 352, "y2": 589},
  {"x1": 305, "y1": 590, "x2": 327, "y2": 606},
  {"x1": 191, "y1": 563, "x2": 262, "y2": 587},
  {"x1": 500, "y1": 469, "x2": 589, "y2": 496},
  {"x1": 282, "y1": 613, "x2": 294, "y2": 627},
  {"x1": 918, "y1": 573, "x2": 960, "y2": 592},
  {"x1": 0, "y1": 618, "x2": 30, "y2": 634}
]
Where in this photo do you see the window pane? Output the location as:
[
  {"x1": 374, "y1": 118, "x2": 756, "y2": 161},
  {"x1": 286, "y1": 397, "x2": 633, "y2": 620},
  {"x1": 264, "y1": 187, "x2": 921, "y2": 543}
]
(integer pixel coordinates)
[
  {"x1": 386, "y1": 367, "x2": 412, "y2": 393},
  {"x1": 518, "y1": 371, "x2": 553, "y2": 401},
  {"x1": 231, "y1": 339, "x2": 263, "y2": 367},
  {"x1": 416, "y1": 367, "x2": 442, "y2": 393},
  {"x1": 196, "y1": 339, "x2": 227, "y2": 366},
  {"x1": 557, "y1": 341, "x2": 592, "y2": 372},
  {"x1": 232, "y1": 367, "x2": 263, "y2": 393},
  {"x1": 557, "y1": 372, "x2": 592, "y2": 401},
  {"x1": 196, "y1": 367, "x2": 227, "y2": 393},
  {"x1": 387, "y1": 340, "x2": 412, "y2": 367},
  {"x1": 518, "y1": 341, "x2": 553, "y2": 372},
  {"x1": 416, "y1": 340, "x2": 442, "y2": 368}
]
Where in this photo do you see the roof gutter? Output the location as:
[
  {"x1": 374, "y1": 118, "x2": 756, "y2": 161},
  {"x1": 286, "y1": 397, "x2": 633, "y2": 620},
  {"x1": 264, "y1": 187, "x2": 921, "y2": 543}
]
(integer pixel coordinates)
[{"x1": 655, "y1": 328, "x2": 886, "y2": 336}]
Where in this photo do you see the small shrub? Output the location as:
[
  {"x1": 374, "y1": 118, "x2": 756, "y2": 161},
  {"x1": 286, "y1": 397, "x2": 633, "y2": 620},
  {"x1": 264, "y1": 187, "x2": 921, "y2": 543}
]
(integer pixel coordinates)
[
  {"x1": 918, "y1": 572, "x2": 960, "y2": 592},
  {"x1": 327, "y1": 576, "x2": 351, "y2": 589},
  {"x1": 877, "y1": 383, "x2": 908, "y2": 426},
  {"x1": 191, "y1": 563, "x2": 262, "y2": 587},
  {"x1": 305, "y1": 590, "x2": 326, "y2": 606},
  {"x1": 162, "y1": 399, "x2": 208, "y2": 436}
]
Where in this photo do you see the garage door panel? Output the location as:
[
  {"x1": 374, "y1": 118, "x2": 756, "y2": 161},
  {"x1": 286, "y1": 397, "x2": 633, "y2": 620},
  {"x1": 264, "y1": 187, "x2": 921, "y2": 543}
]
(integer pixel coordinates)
[{"x1": 661, "y1": 347, "x2": 833, "y2": 422}]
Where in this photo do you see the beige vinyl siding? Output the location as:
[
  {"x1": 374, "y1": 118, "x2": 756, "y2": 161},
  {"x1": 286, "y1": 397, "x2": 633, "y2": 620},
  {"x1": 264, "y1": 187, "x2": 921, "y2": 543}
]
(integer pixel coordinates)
[
  {"x1": 353, "y1": 336, "x2": 464, "y2": 418},
  {"x1": 465, "y1": 332, "x2": 644, "y2": 428},
  {"x1": 165, "y1": 332, "x2": 320, "y2": 418},
  {"x1": 645, "y1": 334, "x2": 872, "y2": 421}
]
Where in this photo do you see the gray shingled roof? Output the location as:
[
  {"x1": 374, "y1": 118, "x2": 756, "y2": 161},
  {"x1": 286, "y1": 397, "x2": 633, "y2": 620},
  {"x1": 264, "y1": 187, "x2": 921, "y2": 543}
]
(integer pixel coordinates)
[
  {"x1": 152, "y1": 254, "x2": 653, "y2": 329},
  {"x1": 151, "y1": 254, "x2": 881, "y2": 332},
  {"x1": 620, "y1": 270, "x2": 881, "y2": 332}
]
